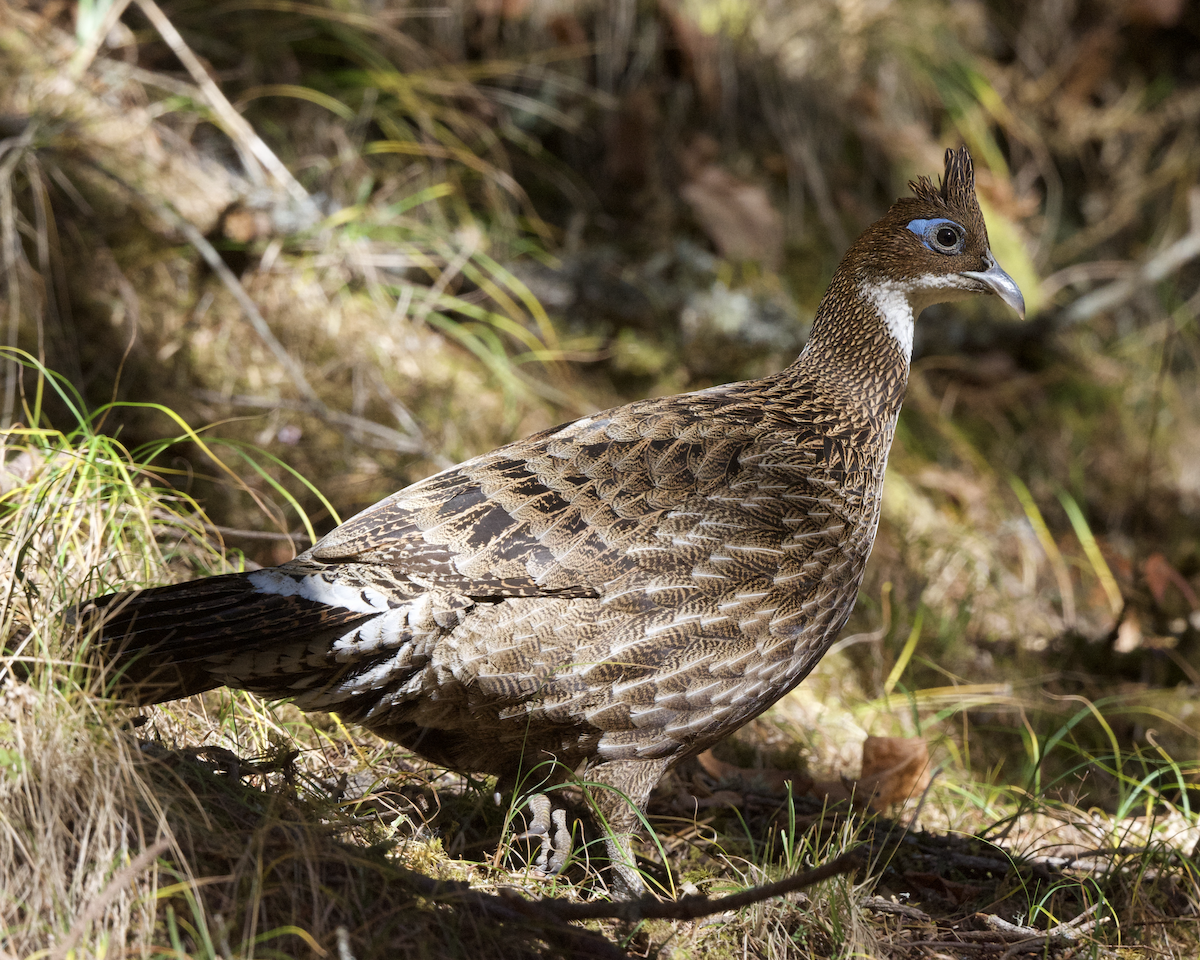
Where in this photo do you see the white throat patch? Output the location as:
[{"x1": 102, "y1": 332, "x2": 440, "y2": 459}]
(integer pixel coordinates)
[
  {"x1": 863, "y1": 280, "x2": 916, "y2": 363},
  {"x1": 863, "y1": 274, "x2": 973, "y2": 364}
]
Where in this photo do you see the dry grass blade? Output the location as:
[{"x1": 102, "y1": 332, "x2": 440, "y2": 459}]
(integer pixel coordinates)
[
  {"x1": 131, "y1": 0, "x2": 308, "y2": 201},
  {"x1": 0, "y1": 358, "x2": 227, "y2": 956},
  {"x1": 47, "y1": 837, "x2": 171, "y2": 960}
]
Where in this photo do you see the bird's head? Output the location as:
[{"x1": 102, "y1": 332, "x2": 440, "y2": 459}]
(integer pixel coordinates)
[{"x1": 835, "y1": 146, "x2": 1026, "y2": 361}]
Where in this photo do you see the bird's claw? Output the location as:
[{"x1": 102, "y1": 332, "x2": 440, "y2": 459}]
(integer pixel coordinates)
[{"x1": 511, "y1": 794, "x2": 572, "y2": 875}]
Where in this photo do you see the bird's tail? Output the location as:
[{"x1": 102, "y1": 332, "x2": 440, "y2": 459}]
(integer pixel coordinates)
[{"x1": 77, "y1": 572, "x2": 372, "y2": 706}]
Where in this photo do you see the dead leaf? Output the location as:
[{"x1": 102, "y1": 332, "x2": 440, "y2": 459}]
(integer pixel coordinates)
[
  {"x1": 698, "y1": 738, "x2": 928, "y2": 812},
  {"x1": 859, "y1": 736, "x2": 931, "y2": 811},
  {"x1": 680, "y1": 152, "x2": 784, "y2": 269},
  {"x1": 1143, "y1": 552, "x2": 1200, "y2": 609}
]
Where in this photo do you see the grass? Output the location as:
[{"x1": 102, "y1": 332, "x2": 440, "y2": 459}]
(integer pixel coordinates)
[
  {"x1": 0, "y1": 357, "x2": 227, "y2": 958},
  {"x1": 0, "y1": 354, "x2": 596, "y2": 957},
  {"x1": 1, "y1": 362, "x2": 1197, "y2": 956},
  {"x1": 2, "y1": 0, "x2": 606, "y2": 543}
]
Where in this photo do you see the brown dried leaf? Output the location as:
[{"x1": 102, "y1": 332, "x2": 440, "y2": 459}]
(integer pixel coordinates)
[
  {"x1": 859, "y1": 736, "x2": 931, "y2": 811},
  {"x1": 698, "y1": 738, "x2": 928, "y2": 812},
  {"x1": 1143, "y1": 552, "x2": 1200, "y2": 608},
  {"x1": 680, "y1": 163, "x2": 784, "y2": 269}
]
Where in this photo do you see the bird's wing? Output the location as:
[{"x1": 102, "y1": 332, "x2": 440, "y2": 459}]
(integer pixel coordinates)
[{"x1": 307, "y1": 389, "x2": 775, "y2": 600}]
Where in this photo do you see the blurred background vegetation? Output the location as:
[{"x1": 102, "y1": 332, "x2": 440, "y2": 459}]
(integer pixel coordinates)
[{"x1": 1, "y1": 0, "x2": 1198, "y2": 955}]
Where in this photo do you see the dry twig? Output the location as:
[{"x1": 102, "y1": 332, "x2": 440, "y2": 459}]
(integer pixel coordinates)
[
  {"x1": 1063, "y1": 187, "x2": 1200, "y2": 324},
  {"x1": 536, "y1": 849, "x2": 863, "y2": 923},
  {"x1": 131, "y1": 0, "x2": 308, "y2": 202}
]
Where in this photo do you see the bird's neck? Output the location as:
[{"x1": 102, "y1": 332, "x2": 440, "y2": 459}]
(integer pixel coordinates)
[{"x1": 786, "y1": 268, "x2": 913, "y2": 423}]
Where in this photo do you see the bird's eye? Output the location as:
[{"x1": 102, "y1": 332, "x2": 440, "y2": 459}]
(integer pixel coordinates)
[
  {"x1": 906, "y1": 218, "x2": 966, "y2": 255},
  {"x1": 935, "y1": 226, "x2": 958, "y2": 248}
]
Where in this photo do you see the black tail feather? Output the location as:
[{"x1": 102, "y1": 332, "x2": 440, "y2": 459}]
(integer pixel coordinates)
[{"x1": 78, "y1": 573, "x2": 372, "y2": 706}]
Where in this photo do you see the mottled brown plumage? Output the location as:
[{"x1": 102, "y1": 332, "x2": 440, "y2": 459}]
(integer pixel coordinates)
[{"x1": 81, "y1": 148, "x2": 1024, "y2": 897}]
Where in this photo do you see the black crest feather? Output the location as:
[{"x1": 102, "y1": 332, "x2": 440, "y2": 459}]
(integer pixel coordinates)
[{"x1": 908, "y1": 147, "x2": 976, "y2": 209}]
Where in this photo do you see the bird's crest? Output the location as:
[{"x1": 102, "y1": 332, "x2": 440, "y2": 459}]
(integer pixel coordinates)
[{"x1": 908, "y1": 147, "x2": 976, "y2": 210}]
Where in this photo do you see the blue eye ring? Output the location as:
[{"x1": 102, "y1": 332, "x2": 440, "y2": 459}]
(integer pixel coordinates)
[{"x1": 906, "y1": 218, "x2": 965, "y2": 255}]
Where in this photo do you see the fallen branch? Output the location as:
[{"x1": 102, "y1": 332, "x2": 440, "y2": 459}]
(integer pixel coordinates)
[
  {"x1": 902, "y1": 912, "x2": 1108, "y2": 960},
  {"x1": 535, "y1": 849, "x2": 864, "y2": 923},
  {"x1": 861, "y1": 896, "x2": 931, "y2": 922},
  {"x1": 1063, "y1": 187, "x2": 1200, "y2": 324},
  {"x1": 398, "y1": 849, "x2": 863, "y2": 958},
  {"x1": 986, "y1": 902, "x2": 1107, "y2": 958}
]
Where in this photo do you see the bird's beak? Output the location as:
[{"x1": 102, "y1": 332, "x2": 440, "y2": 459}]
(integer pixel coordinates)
[{"x1": 961, "y1": 251, "x2": 1026, "y2": 320}]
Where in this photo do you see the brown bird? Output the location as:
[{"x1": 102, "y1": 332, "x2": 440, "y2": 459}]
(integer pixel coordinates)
[{"x1": 81, "y1": 147, "x2": 1024, "y2": 898}]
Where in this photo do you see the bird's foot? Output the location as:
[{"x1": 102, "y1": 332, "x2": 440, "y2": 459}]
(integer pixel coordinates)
[{"x1": 510, "y1": 792, "x2": 573, "y2": 875}]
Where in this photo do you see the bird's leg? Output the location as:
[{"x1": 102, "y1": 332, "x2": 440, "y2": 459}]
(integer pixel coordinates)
[
  {"x1": 496, "y1": 772, "x2": 575, "y2": 876},
  {"x1": 510, "y1": 792, "x2": 572, "y2": 874},
  {"x1": 581, "y1": 757, "x2": 670, "y2": 900}
]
